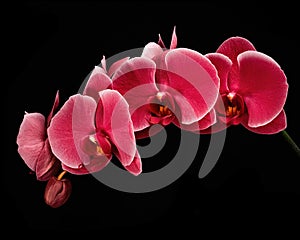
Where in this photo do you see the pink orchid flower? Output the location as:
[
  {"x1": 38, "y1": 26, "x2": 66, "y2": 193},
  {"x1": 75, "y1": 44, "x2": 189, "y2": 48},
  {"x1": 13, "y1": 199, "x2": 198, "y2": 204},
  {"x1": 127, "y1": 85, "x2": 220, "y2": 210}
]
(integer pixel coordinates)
[
  {"x1": 202, "y1": 36, "x2": 288, "y2": 134},
  {"x1": 16, "y1": 90, "x2": 61, "y2": 181},
  {"x1": 111, "y1": 28, "x2": 220, "y2": 138},
  {"x1": 47, "y1": 89, "x2": 142, "y2": 176}
]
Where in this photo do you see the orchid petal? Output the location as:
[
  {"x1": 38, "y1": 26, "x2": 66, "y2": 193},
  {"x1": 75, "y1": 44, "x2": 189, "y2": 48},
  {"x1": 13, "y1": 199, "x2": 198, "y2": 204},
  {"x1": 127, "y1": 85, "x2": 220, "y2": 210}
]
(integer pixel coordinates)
[
  {"x1": 83, "y1": 66, "x2": 112, "y2": 102},
  {"x1": 141, "y1": 42, "x2": 164, "y2": 59},
  {"x1": 216, "y1": 36, "x2": 256, "y2": 63},
  {"x1": 48, "y1": 94, "x2": 97, "y2": 169},
  {"x1": 123, "y1": 151, "x2": 142, "y2": 176},
  {"x1": 241, "y1": 110, "x2": 287, "y2": 134},
  {"x1": 161, "y1": 48, "x2": 219, "y2": 124},
  {"x1": 217, "y1": 36, "x2": 256, "y2": 83},
  {"x1": 134, "y1": 124, "x2": 164, "y2": 139},
  {"x1": 206, "y1": 53, "x2": 232, "y2": 93},
  {"x1": 112, "y1": 57, "x2": 158, "y2": 95},
  {"x1": 173, "y1": 109, "x2": 217, "y2": 132},
  {"x1": 108, "y1": 57, "x2": 130, "y2": 77},
  {"x1": 235, "y1": 51, "x2": 288, "y2": 127},
  {"x1": 131, "y1": 105, "x2": 153, "y2": 131},
  {"x1": 17, "y1": 112, "x2": 46, "y2": 171},
  {"x1": 36, "y1": 139, "x2": 61, "y2": 181},
  {"x1": 112, "y1": 57, "x2": 159, "y2": 131},
  {"x1": 96, "y1": 90, "x2": 137, "y2": 166},
  {"x1": 62, "y1": 156, "x2": 111, "y2": 175},
  {"x1": 199, "y1": 120, "x2": 229, "y2": 134},
  {"x1": 61, "y1": 163, "x2": 90, "y2": 175}
]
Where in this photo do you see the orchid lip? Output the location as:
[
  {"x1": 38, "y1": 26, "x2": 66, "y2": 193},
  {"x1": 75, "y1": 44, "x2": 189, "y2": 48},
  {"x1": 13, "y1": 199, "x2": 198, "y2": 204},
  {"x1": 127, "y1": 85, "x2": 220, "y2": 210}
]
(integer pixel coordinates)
[
  {"x1": 146, "y1": 92, "x2": 176, "y2": 126},
  {"x1": 217, "y1": 92, "x2": 245, "y2": 123},
  {"x1": 148, "y1": 103, "x2": 175, "y2": 126},
  {"x1": 81, "y1": 134, "x2": 108, "y2": 159}
]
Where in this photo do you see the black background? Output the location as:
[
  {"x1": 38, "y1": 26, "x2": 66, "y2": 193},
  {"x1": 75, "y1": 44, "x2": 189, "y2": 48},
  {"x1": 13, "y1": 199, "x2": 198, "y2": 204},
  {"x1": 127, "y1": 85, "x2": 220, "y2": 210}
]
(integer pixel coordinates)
[{"x1": 4, "y1": 1, "x2": 299, "y2": 236}]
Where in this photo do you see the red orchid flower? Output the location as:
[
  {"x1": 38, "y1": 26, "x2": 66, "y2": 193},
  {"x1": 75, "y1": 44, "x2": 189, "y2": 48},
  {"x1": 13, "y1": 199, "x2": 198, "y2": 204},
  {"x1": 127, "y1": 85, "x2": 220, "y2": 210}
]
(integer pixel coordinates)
[
  {"x1": 201, "y1": 36, "x2": 288, "y2": 134},
  {"x1": 47, "y1": 89, "x2": 142, "y2": 176},
  {"x1": 16, "y1": 90, "x2": 61, "y2": 181},
  {"x1": 111, "y1": 28, "x2": 220, "y2": 139}
]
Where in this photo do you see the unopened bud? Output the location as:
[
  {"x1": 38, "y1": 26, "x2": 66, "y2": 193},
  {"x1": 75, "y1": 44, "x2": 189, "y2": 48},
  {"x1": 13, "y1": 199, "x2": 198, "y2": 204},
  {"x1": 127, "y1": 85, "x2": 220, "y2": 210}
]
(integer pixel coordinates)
[{"x1": 44, "y1": 174, "x2": 72, "y2": 208}]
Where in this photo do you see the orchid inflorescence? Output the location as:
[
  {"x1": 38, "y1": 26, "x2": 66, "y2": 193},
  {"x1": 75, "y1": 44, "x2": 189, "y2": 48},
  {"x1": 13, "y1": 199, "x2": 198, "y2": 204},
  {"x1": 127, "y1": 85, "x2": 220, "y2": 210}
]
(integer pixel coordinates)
[{"x1": 17, "y1": 27, "x2": 293, "y2": 208}]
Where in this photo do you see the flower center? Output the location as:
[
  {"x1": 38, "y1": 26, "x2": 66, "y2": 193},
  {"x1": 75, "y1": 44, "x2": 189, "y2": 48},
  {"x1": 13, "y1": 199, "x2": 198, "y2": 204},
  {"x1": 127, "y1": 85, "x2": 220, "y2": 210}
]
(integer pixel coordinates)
[
  {"x1": 148, "y1": 92, "x2": 175, "y2": 125},
  {"x1": 89, "y1": 135, "x2": 106, "y2": 156},
  {"x1": 158, "y1": 105, "x2": 172, "y2": 116},
  {"x1": 220, "y1": 92, "x2": 244, "y2": 119},
  {"x1": 81, "y1": 134, "x2": 111, "y2": 158}
]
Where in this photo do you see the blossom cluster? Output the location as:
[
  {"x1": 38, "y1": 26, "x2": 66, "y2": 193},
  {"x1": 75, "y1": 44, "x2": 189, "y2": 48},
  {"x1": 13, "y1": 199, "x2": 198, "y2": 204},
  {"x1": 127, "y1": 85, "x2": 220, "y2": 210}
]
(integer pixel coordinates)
[{"x1": 16, "y1": 27, "x2": 288, "y2": 208}]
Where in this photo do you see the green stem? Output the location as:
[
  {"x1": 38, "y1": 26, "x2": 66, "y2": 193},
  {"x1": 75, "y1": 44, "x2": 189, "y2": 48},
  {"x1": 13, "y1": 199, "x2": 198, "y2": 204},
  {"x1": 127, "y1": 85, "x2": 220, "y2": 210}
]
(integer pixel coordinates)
[{"x1": 281, "y1": 130, "x2": 300, "y2": 158}]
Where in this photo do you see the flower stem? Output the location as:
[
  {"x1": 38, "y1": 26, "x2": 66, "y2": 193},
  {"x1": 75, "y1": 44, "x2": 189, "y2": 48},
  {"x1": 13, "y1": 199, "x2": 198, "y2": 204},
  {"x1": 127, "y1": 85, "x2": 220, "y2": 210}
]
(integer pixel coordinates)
[
  {"x1": 57, "y1": 170, "x2": 67, "y2": 181},
  {"x1": 281, "y1": 130, "x2": 300, "y2": 158}
]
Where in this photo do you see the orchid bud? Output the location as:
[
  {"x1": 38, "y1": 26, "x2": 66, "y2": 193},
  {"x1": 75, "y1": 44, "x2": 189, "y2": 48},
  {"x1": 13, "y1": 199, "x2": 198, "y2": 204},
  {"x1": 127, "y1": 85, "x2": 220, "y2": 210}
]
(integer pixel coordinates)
[{"x1": 44, "y1": 171, "x2": 72, "y2": 208}]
